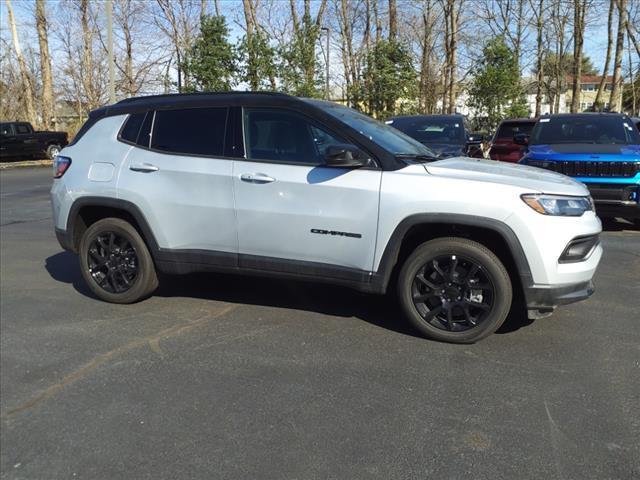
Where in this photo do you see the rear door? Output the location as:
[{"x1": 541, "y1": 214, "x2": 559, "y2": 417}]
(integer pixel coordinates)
[
  {"x1": 233, "y1": 107, "x2": 381, "y2": 276},
  {"x1": 117, "y1": 107, "x2": 237, "y2": 263}
]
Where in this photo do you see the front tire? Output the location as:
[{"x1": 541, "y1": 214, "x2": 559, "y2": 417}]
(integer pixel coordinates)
[
  {"x1": 397, "y1": 237, "x2": 512, "y2": 343},
  {"x1": 79, "y1": 218, "x2": 158, "y2": 303}
]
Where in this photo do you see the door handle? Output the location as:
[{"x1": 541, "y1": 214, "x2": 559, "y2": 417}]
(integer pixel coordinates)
[
  {"x1": 130, "y1": 163, "x2": 159, "y2": 173},
  {"x1": 240, "y1": 173, "x2": 275, "y2": 184}
]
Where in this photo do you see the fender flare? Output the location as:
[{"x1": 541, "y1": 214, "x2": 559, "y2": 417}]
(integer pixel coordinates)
[
  {"x1": 65, "y1": 196, "x2": 160, "y2": 254},
  {"x1": 370, "y1": 213, "x2": 534, "y2": 293}
]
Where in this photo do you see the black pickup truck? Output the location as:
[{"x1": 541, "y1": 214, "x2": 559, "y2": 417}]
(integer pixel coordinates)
[{"x1": 0, "y1": 121, "x2": 68, "y2": 160}]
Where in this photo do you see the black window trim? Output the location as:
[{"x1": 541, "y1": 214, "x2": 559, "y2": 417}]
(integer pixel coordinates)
[
  {"x1": 117, "y1": 107, "x2": 244, "y2": 161},
  {"x1": 240, "y1": 106, "x2": 380, "y2": 169}
]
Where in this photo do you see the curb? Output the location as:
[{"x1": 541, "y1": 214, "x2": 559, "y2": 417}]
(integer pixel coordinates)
[{"x1": 0, "y1": 159, "x2": 53, "y2": 170}]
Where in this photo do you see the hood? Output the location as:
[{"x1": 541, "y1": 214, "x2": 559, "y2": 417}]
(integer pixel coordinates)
[
  {"x1": 424, "y1": 157, "x2": 589, "y2": 196},
  {"x1": 528, "y1": 143, "x2": 640, "y2": 157},
  {"x1": 421, "y1": 142, "x2": 465, "y2": 158}
]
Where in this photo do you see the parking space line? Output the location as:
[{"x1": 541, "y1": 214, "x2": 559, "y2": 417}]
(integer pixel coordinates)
[{"x1": 1, "y1": 303, "x2": 239, "y2": 421}]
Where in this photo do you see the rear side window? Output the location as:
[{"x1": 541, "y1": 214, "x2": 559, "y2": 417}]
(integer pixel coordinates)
[
  {"x1": 495, "y1": 122, "x2": 534, "y2": 139},
  {"x1": 151, "y1": 107, "x2": 227, "y2": 156},
  {"x1": 16, "y1": 124, "x2": 30, "y2": 134}
]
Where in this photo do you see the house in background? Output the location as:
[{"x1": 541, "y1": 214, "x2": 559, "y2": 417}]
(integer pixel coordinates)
[{"x1": 523, "y1": 75, "x2": 616, "y2": 115}]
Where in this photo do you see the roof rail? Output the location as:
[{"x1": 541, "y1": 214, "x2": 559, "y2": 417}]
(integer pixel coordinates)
[{"x1": 116, "y1": 91, "x2": 291, "y2": 105}]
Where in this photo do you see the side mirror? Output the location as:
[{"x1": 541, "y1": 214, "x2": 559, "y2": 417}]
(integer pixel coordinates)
[
  {"x1": 513, "y1": 133, "x2": 529, "y2": 146},
  {"x1": 467, "y1": 133, "x2": 484, "y2": 144},
  {"x1": 324, "y1": 144, "x2": 369, "y2": 168}
]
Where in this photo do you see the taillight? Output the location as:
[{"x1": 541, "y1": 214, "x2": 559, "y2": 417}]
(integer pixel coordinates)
[{"x1": 53, "y1": 156, "x2": 72, "y2": 178}]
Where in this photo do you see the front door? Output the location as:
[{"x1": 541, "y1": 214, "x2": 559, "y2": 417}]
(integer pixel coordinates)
[{"x1": 233, "y1": 107, "x2": 381, "y2": 276}]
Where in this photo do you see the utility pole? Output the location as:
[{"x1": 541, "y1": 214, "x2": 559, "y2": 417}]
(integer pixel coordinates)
[
  {"x1": 106, "y1": 0, "x2": 115, "y2": 103},
  {"x1": 321, "y1": 27, "x2": 330, "y2": 100}
]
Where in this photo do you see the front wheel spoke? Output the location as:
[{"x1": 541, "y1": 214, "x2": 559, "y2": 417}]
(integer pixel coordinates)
[
  {"x1": 432, "y1": 260, "x2": 447, "y2": 281},
  {"x1": 423, "y1": 305, "x2": 443, "y2": 321},
  {"x1": 463, "y1": 306, "x2": 477, "y2": 326},
  {"x1": 446, "y1": 305, "x2": 453, "y2": 327},
  {"x1": 469, "y1": 282, "x2": 491, "y2": 290},
  {"x1": 413, "y1": 292, "x2": 438, "y2": 303},
  {"x1": 465, "y1": 264, "x2": 480, "y2": 281},
  {"x1": 416, "y1": 273, "x2": 440, "y2": 290},
  {"x1": 465, "y1": 300, "x2": 490, "y2": 311}
]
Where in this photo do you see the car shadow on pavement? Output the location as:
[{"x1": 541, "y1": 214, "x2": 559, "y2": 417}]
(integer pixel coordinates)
[
  {"x1": 44, "y1": 251, "x2": 534, "y2": 340},
  {"x1": 600, "y1": 217, "x2": 639, "y2": 232}
]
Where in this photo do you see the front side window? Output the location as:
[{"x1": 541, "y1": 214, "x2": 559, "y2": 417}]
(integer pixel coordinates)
[
  {"x1": 16, "y1": 124, "x2": 30, "y2": 134},
  {"x1": 243, "y1": 108, "x2": 345, "y2": 165},
  {"x1": 151, "y1": 107, "x2": 227, "y2": 156}
]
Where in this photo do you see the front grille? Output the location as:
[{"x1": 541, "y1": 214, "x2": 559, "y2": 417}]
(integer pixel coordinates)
[{"x1": 534, "y1": 160, "x2": 640, "y2": 178}]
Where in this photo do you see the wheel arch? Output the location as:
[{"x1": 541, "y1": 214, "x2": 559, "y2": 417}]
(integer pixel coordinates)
[
  {"x1": 372, "y1": 214, "x2": 534, "y2": 297},
  {"x1": 66, "y1": 197, "x2": 159, "y2": 256}
]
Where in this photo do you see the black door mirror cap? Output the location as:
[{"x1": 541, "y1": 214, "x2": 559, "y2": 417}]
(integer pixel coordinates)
[{"x1": 324, "y1": 144, "x2": 370, "y2": 168}]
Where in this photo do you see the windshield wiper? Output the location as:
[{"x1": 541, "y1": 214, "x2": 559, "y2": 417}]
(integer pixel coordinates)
[{"x1": 396, "y1": 153, "x2": 438, "y2": 163}]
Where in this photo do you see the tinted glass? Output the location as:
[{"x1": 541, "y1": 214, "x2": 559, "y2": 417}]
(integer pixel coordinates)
[
  {"x1": 307, "y1": 100, "x2": 433, "y2": 156},
  {"x1": 151, "y1": 107, "x2": 227, "y2": 156},
  {"x1": 244, "y1": 109, "x2": 345, "y2": 164},
  {"x1": 120, "y1": 113, "x2": 146, "y2": 143},
  {"x1": 389, "y1": 117, "x2": 466, "y2": 145},
  {"x1": 137, "y1": 112, "x2": 153, "y2": 147},
  {"x1": 530, "y1": 116, "x2": 640, "y2": 145},
  {"x1": 495, "y1": 121, "x2": 535, "y2": 139},
  {"x1": 0, "y1": 123, "x2": 11, "y2": 135},
  {"x1": 16, "y1": 124, "x2": 30, "y2": 134}
]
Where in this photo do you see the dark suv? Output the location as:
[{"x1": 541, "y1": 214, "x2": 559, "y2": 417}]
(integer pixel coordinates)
[
  {"x1": 386, "y1": 115, "x2": 483, "y2": 158},
  {"x1": 519, "y1": 113, "x2": 640, "y2": 220}
]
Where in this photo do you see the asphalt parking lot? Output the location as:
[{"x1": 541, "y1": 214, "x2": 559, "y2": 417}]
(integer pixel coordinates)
[{"x1": 1, "y1": 167, "x2": 639, "y2": 479}]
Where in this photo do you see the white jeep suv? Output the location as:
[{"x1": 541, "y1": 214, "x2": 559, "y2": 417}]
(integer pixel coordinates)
[{"x1": 51, "y1": 93, "x2": 602, "y2": 343}]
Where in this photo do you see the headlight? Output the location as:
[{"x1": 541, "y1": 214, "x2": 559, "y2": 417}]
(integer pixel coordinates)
[{"x1": 521, "y1": 194, "x2": 594, "y2": 216}]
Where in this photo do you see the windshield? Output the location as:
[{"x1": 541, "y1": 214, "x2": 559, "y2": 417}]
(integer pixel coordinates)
[
  {"x1": 495, "y1": 121, "x2": 535, "y2": 140},
  {"x1": 307, "y1": 100, "x2": 435, "y2": 157},
  {"x1": 530, "y1": 115, "x2": 640, "y2": 145},
  {"x1": 388, "y1": 117, "x2": 466, "y2": 145}
]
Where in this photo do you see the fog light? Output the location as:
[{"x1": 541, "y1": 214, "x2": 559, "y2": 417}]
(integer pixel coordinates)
[{"x1": 559, "y1": 235, "x2": 599, "y2": 263}]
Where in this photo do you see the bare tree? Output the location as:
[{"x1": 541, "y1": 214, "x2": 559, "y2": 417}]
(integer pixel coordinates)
[
  {"x1": 389, "y1": 0, "x2": 397, "y2": 40},
  {"x1": 594, "y1": 0, "x2": 615, "y2": 110},
  {"x1": 570, "y1": 0, "x2": 588, "y2": 112},
  {"x1": 533, "y1": 0, "x2": 545, "y2": 116},
  {"x1": 610, "y1": 0, "x2": 627, "y2": 111},
  {"x1": 35, "y1": 0, "x2": 54, "y2": 128},
  {"x1": 5, "y1": 0, "x2": 37, "y2": 125}
]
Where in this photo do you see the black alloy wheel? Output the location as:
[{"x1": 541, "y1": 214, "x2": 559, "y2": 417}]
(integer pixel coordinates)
[
  {"x1": 87, "y1": 231, "x2": 139, "y2": 293},
  {"x1": 398, "y1": 237, "x2": 512, "y2": 343},
  {"x1": 411, "y1": 254, "x2": 494, "y2": 332}
]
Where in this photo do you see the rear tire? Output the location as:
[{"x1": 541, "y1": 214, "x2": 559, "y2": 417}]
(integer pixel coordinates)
[
  {"x1": 46, "y1": 144, "x2": 61, "y2": 159},
  {"x1": 397, "y1": 237, "x2": 512, "y2": 343},
  {"x1": 79, "y1": 217, "x2": 158, "y2": 303}
]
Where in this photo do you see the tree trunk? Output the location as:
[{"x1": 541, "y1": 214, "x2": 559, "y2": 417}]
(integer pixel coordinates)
[
  {"x1": 447, "y1": 0, "x2": 458, "y2": 114},
  {"x1": 570, "y1": 0, "x2": 586, "y2": 112},
  {"x1": 243, "y1": 0, "x2": 258, "y2": 90},
  {"x1": 610, "y1": 0, "x2": 627, "y2": 112},
  {"x1": 372, "y1": 0, "x2": 382, "y2": 43},
  {"x1": 388, "y1": 0, "x2": 397, "y2": 40},
  {"x1": 5, "y1": 0, "x2": 37, "y2": 126},
  {"x1": 534, "y1": 0, "x2": 545, "y2": 117},
  {"x1": 594, "y1": 0, "x2": 615, "y2": 110},
  {"x1": 36, "y1": 0, "x2": 54, "y2": 129}
]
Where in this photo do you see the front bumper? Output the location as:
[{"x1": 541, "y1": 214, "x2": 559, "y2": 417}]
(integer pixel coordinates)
[
  {"x1": 586, "y1": 183, "x2": 640, "y2": 219},
  {"x1": 525, "y1": 280, "x2": 595, "y2": 308},
  {"x1": 55, "y1": 227, "x2": 75, "y2": 252}
]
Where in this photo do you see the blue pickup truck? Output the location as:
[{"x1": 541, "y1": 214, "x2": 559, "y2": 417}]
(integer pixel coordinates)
[{"x1": 519, "y1": 113, "x2": 640, "y2": 221}]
